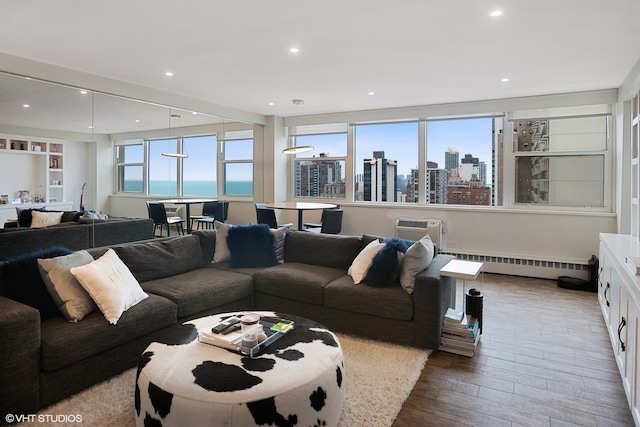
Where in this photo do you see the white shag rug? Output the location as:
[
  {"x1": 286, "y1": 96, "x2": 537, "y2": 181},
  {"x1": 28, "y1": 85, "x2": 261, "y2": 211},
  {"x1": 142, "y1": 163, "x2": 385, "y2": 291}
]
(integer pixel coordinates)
[{"x1": 18, "y1": 334, "x2": 429, "y2": 427}]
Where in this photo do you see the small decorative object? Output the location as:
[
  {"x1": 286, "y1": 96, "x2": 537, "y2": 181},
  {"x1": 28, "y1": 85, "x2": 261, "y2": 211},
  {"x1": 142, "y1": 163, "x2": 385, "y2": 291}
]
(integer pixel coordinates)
[
  {"x1": 240, "y1": 313, "x2": 261, "y2": 354},
  {"x1": 18, "y1": 190, "x2": 30, "y2": 204},
  {"x1": 20, "y1": 142, "x2": 25, "y2": 150},
  {"x1": 0, "y1": 195, "x2": 8, "y2": 205}
]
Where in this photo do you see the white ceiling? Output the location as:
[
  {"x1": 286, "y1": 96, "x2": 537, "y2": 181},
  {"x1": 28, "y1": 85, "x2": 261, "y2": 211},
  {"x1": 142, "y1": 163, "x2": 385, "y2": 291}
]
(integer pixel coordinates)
[{"x1": 0, "y1": 0, "x2": 639, "y2": 124}]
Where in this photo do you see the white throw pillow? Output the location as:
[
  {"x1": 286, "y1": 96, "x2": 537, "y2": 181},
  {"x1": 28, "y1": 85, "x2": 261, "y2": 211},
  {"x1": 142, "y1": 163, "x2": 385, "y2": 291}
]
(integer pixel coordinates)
[
  {"x1": 70, "y1": 249, "x2": 148, "y2": 325},
  {"x1": 399, "y1": 235, "x2": 435, "y2": 293},
  {"x1": 348, "y1": 239, "x2": 385, "y2": 284},
  {"x1": 272, "y1": 227, "x2": 288, "y2": 263},
  {"x1": 212, "y1": 221, "x2": 232, "y2": 263},
  {"x1": 30, "y1": 211, "x2": 63, "y2": 228},
  {"x1": 38, "y1": 250, "x2": 96, "y2": 322}
]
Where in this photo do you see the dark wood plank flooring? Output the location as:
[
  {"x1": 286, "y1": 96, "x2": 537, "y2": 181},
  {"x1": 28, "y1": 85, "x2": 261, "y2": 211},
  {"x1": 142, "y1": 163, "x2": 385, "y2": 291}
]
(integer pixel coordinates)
[{"x1": 392, "y1": 273, "x2": 635, "y2": 427}]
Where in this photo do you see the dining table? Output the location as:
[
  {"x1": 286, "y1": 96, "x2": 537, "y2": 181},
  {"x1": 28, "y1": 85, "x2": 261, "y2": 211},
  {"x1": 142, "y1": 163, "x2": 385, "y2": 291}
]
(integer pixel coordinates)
[
  {"x1": 264, "y1": 201, "x2": 338, "y2": 230},
  {"x1": 156, "y1": 198, "x2": 218, "y2": 234}
]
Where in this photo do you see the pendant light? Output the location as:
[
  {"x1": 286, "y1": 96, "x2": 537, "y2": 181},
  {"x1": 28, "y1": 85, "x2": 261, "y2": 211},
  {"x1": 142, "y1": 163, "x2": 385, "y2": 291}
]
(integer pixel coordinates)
[
  {"x1": 162, "y1": 112, "x2": 187, "y2": 158},
  {"x1": 283, "y1": 99, "x2": 314, "y2": 155}
]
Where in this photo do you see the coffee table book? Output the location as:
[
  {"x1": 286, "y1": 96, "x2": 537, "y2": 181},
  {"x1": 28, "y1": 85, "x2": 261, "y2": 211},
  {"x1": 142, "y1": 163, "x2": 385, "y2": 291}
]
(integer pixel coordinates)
[{"x1": 198, "y1": 315, "x2": 295, "y2": 357}]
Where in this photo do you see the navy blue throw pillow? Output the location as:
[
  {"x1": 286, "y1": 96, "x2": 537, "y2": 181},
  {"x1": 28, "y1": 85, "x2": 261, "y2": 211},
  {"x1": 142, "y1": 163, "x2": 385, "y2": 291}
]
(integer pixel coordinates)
[
  {"x1": 363, "y1": 238, "x2": 413, "y2": 287},
  {"x1": 227, "y1": 224, "x2": 278, "y2": 268},
  {"x1": 0, "y1": 246, "x2": 73, "y2": 320}
]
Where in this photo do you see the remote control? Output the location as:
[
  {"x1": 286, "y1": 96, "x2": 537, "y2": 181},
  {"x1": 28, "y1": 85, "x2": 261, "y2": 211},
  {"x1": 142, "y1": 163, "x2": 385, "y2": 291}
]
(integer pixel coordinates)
[
  {"x1": 211, "y1": 316, "x2": 241, "y2": 334},
  {"x1": 220, "y1": 322, "x2": 242, "y2": 334}
]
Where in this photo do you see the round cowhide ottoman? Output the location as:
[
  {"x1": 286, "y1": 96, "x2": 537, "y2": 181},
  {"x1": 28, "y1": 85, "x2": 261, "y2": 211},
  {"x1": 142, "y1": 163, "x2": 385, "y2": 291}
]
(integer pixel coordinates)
[{"x1": 135, "y1": 311, "x2": 345, "y2": 427}]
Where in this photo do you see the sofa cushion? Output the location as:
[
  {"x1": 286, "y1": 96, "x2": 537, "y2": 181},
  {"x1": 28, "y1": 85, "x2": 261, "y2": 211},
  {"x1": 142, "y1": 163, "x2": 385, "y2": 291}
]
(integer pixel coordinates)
[
  {"x1": 227, "y1": 223, "x2": 278, "y2": 268},
  {"x1": 213, "y1": 221, "x2": 232, "y2": 263},
  {"x1": 284, "y1": 230, "x2": 362, "y2": 270},
  {"x1": 113, "y1": 234, "x2": 204, "y2": 283},
  {"x1": 40, "y1": 293, "x2": 176, "y2": 371},
  {"x1": 348, "y1": 240, "x2": 384, "y2": 284},
  {"x1": 70, "y1": 249, "x2": 149, "y2": 325},
  {"x1": 30, "y1": 211, "x2": 63, "y2": 228},
  {"x1": 141, "y1": 268, "x2": 253, "y2": 319},
  {"x1": 37, "y1": 250, "x2": 96, "y2": 322},
  {"x1": 193, "y1": 230, "x2": 216, "y2": 264},
  {"x1": 16, "y1": 207, "x2": 47, "y2": 227},
  {"x1": 324, "y1": 275, "x2": 414, "y2": 321},
  {"x1": 399, "y1": 235, "x2": 435, "y2": 294},
  {"x1": 0, "y1": 246, "x2": 73, "y2": 320},
  {"x1": 253, "y1": 263, "x2": 346, "y2": 305},
  {"x1": 363, "y1": 237, "x2": 413, "y2": 287}
]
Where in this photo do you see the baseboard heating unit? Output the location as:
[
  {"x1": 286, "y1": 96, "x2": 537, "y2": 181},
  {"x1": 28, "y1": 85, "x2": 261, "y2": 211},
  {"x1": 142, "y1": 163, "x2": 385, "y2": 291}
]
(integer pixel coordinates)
[{"x1": 441, "y1": 251, "x2": 590, "y2": 280}]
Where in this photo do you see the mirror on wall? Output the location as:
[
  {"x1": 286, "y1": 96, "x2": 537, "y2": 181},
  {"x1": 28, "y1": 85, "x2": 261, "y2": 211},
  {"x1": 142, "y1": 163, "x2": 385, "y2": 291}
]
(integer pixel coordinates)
[{"x1": 0, "y1": 71, "x2": 230, "y2": 223}]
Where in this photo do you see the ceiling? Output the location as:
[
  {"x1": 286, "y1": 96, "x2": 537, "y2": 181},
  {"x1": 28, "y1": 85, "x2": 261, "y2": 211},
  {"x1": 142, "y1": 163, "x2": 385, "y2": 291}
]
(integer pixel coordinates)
[{"x1": 0, "y1": 0, "x2": 639, "y2": 129}]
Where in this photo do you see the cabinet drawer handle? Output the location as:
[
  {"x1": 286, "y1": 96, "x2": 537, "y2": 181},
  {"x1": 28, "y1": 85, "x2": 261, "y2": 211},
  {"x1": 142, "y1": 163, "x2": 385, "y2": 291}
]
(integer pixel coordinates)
[
  {"x1": 618, "y1": 317, "x2": 627, "y2": 352},
  {"x1": 605, "y1": 282, "x2": 610, "y2": 307}
]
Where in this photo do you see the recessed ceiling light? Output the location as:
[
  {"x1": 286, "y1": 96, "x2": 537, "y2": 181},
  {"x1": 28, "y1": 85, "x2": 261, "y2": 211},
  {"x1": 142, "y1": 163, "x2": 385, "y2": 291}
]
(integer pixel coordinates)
[
  {"x1": 501, "y1": 77, "x2": 510, "y2": 82},
  {"x1": 490, "y1": 10, "x2": 503, "y2": 17},
  {"x1": 88, "y1": 125, "x2": 95, "y2": 129},
  {"x1": 135, "y1": 119, "x2": 140, "y2": 123},
  {"x1": 79, "y1": 90, "x2": 88, "y2": 95},
  {"x1": 268, "y1": 102, "x2": 275, "y2": 106},
  {"x1": 368, "y1": 91, "x2": 375, "y2": 96},
  {"x1": 165, "y1": 71, "x2": 174, "y2": 77},
  {"x1": 22, "y1": 104, "x2": 30, "y2": 108},
  {"x1": 289, "y1": 47, "x2": 299, "y2": 53}
]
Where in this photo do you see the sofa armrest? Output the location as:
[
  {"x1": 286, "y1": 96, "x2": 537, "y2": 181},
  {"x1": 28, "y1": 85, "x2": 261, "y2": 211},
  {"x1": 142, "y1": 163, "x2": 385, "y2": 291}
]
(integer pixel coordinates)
[
  {"x1": 0, "y1": 296, "x2": 41, "y2": 418},
  {"x1": 412, "y1": 254, "x2": 456, "y2": 349}
]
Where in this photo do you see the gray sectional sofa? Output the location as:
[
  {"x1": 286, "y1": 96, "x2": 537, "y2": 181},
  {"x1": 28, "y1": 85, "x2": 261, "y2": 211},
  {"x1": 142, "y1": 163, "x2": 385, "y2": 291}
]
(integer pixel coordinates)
[
  {"x1": 0, "y1": 228, "x2": 455, "y2": 420},
  {"x1": 0, "y1": 216, "x2": 154, "y2": 261}
]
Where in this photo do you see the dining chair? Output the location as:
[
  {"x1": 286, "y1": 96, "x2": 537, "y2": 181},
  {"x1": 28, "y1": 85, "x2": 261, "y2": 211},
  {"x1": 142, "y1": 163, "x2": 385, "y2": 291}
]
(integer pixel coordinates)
[
  {"x1": 303, "y1": 205, "x2": 341, "y2": 229},
  {"x1": 191, "y1": 201, "x2": 217, "y2": 230},
  {"x1": 306, "y1": 209, "x2": 343, "y2": 234},
  {"x1": 146, "y1": 201, "x2": 185, "y2": 236},
  {"x1": 255, "y1": 203, "x2": 293, "y2": 229}
]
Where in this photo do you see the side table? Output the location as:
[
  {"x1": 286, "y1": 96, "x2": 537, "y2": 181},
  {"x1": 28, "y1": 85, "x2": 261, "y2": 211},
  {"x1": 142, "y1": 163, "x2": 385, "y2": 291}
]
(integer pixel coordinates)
[{"x1": 440, "y1": 259, "x2": 483, "y2": 314}]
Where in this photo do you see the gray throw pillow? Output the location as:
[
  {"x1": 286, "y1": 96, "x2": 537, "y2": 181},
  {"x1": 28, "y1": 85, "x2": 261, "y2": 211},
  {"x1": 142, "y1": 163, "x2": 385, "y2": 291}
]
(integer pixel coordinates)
[
  {"x1": 38, "y1": 250, "x2": 96, "y2": 322},
  {"x1": 399, "y1": 235, "x2": 435, "y2": 293}
]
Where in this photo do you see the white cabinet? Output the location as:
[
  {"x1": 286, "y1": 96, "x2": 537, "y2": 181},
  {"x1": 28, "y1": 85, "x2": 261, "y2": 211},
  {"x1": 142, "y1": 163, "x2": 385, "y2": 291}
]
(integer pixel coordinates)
[
  {"x1": 0, "y1": 134, "x2": 66, "y2": 209},
  {"x1": 599, "y1": 233, "x2": 640, "y2": 426}
]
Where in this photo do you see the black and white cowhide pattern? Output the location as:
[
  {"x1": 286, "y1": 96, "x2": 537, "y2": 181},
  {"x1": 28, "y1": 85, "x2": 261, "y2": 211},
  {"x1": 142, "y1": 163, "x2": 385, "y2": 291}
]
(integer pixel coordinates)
[{"x1": 135, "y1": 312, "x2": 345, "y2": 427}]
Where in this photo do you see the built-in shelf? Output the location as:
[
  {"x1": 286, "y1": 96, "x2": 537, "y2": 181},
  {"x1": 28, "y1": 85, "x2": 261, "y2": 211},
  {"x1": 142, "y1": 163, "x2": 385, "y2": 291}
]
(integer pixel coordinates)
[{"x1": 0, "y1": 134, "x2": 66, "y2": 209}]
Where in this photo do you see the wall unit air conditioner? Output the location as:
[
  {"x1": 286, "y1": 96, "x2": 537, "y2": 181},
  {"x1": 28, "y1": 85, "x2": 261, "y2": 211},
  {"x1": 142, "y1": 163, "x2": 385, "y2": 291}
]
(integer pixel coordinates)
[{"x1": 394, "y1": 218, "x2": 443, "y2": 248}]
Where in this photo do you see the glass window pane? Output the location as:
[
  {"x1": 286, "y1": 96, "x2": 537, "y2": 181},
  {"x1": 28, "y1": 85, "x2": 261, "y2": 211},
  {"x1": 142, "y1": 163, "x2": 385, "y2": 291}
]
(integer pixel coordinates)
[
  {"x1": 295, "y1": 133, "x2": 347, "y2": 157},
  {"x1": 224, "y1": 163, "x2": 253, "y2": 196},
  {"x1": 118, "y1": 165, "x2": 143, "y2": 192},
  {"x1": 515, "y1": 155, "x2": 604, "y2": 206},
  {"x1": 183, "y1": 135, "x2": 217, "y2": 197},
  {"x1": 513, "y1": 116, "x2": 607, "y2": 152},
  {"x1": 294, "y1": 159, "x2": 345, "y2": 198},
  {"x1": 225, "y1": 139, "x2": 252, "y2": 160},
  {"x1": 427, "y1": 117, "x2": 500, "y2": 206},
  {"x1": 355, "y1": 122, "x2": 418, "y2": 202},
  {"x1": 117, "y1": 144, "x2": 143, "y2": 163},
  {"x1": 149, "y1": 139, "x2": 178, "y2": 196}
]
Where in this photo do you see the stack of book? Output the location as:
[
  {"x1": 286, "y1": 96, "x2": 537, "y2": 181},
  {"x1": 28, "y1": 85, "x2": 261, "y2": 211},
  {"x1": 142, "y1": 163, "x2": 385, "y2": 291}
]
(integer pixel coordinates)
[{"x1": 439, "y1": 308, "x2": 480, "y2": 357}]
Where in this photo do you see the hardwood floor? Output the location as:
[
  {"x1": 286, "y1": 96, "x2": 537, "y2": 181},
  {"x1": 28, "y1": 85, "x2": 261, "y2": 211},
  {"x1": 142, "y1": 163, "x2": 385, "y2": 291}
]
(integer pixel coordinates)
[{"x1": 392, "y1": 273, "x2": 635, "y2": 427}]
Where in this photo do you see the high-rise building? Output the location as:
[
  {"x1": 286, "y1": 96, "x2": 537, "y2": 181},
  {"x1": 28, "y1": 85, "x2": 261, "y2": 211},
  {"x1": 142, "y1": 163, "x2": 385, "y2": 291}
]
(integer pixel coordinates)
[
  {"x1": 364, "y1": 151, "x2": 397, "y2": 202},
  {"x1": 296, "y1": 153, "x2": 343, "y2": 198},
  {"x1": 445, "y1": 148, "x2": 459, "y2": 172},
  {"x1": 426, "y1": 166, "x2": 449, "y2": 204}
]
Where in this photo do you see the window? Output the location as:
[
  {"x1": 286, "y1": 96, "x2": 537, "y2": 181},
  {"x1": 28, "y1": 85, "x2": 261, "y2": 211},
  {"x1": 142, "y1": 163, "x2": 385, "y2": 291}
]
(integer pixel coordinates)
[
  {"x1": 427, "y1": 117, "x2": 503, "y2": 206},
  {"x1": 222, "y1": 131, "x2": 253, "y2": 196},
  {"x1": 293, "y1": 133, "x2": 347, "y2": 199},
  {"x1": 116, "y1": 143, "x2": 144, "y2": 193},
  {"x1": 116, "y1": 127, "x2": 253, "y2": 198},
  {"x1": 354, "y1": 122, "x2": 418, "y2": 202},
  {"x1": 183, "y1": 135, "x2": 217, "y2": 197},
  {"x1": 512, "y1": 115, "x2": 608, "y2": 207}
]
